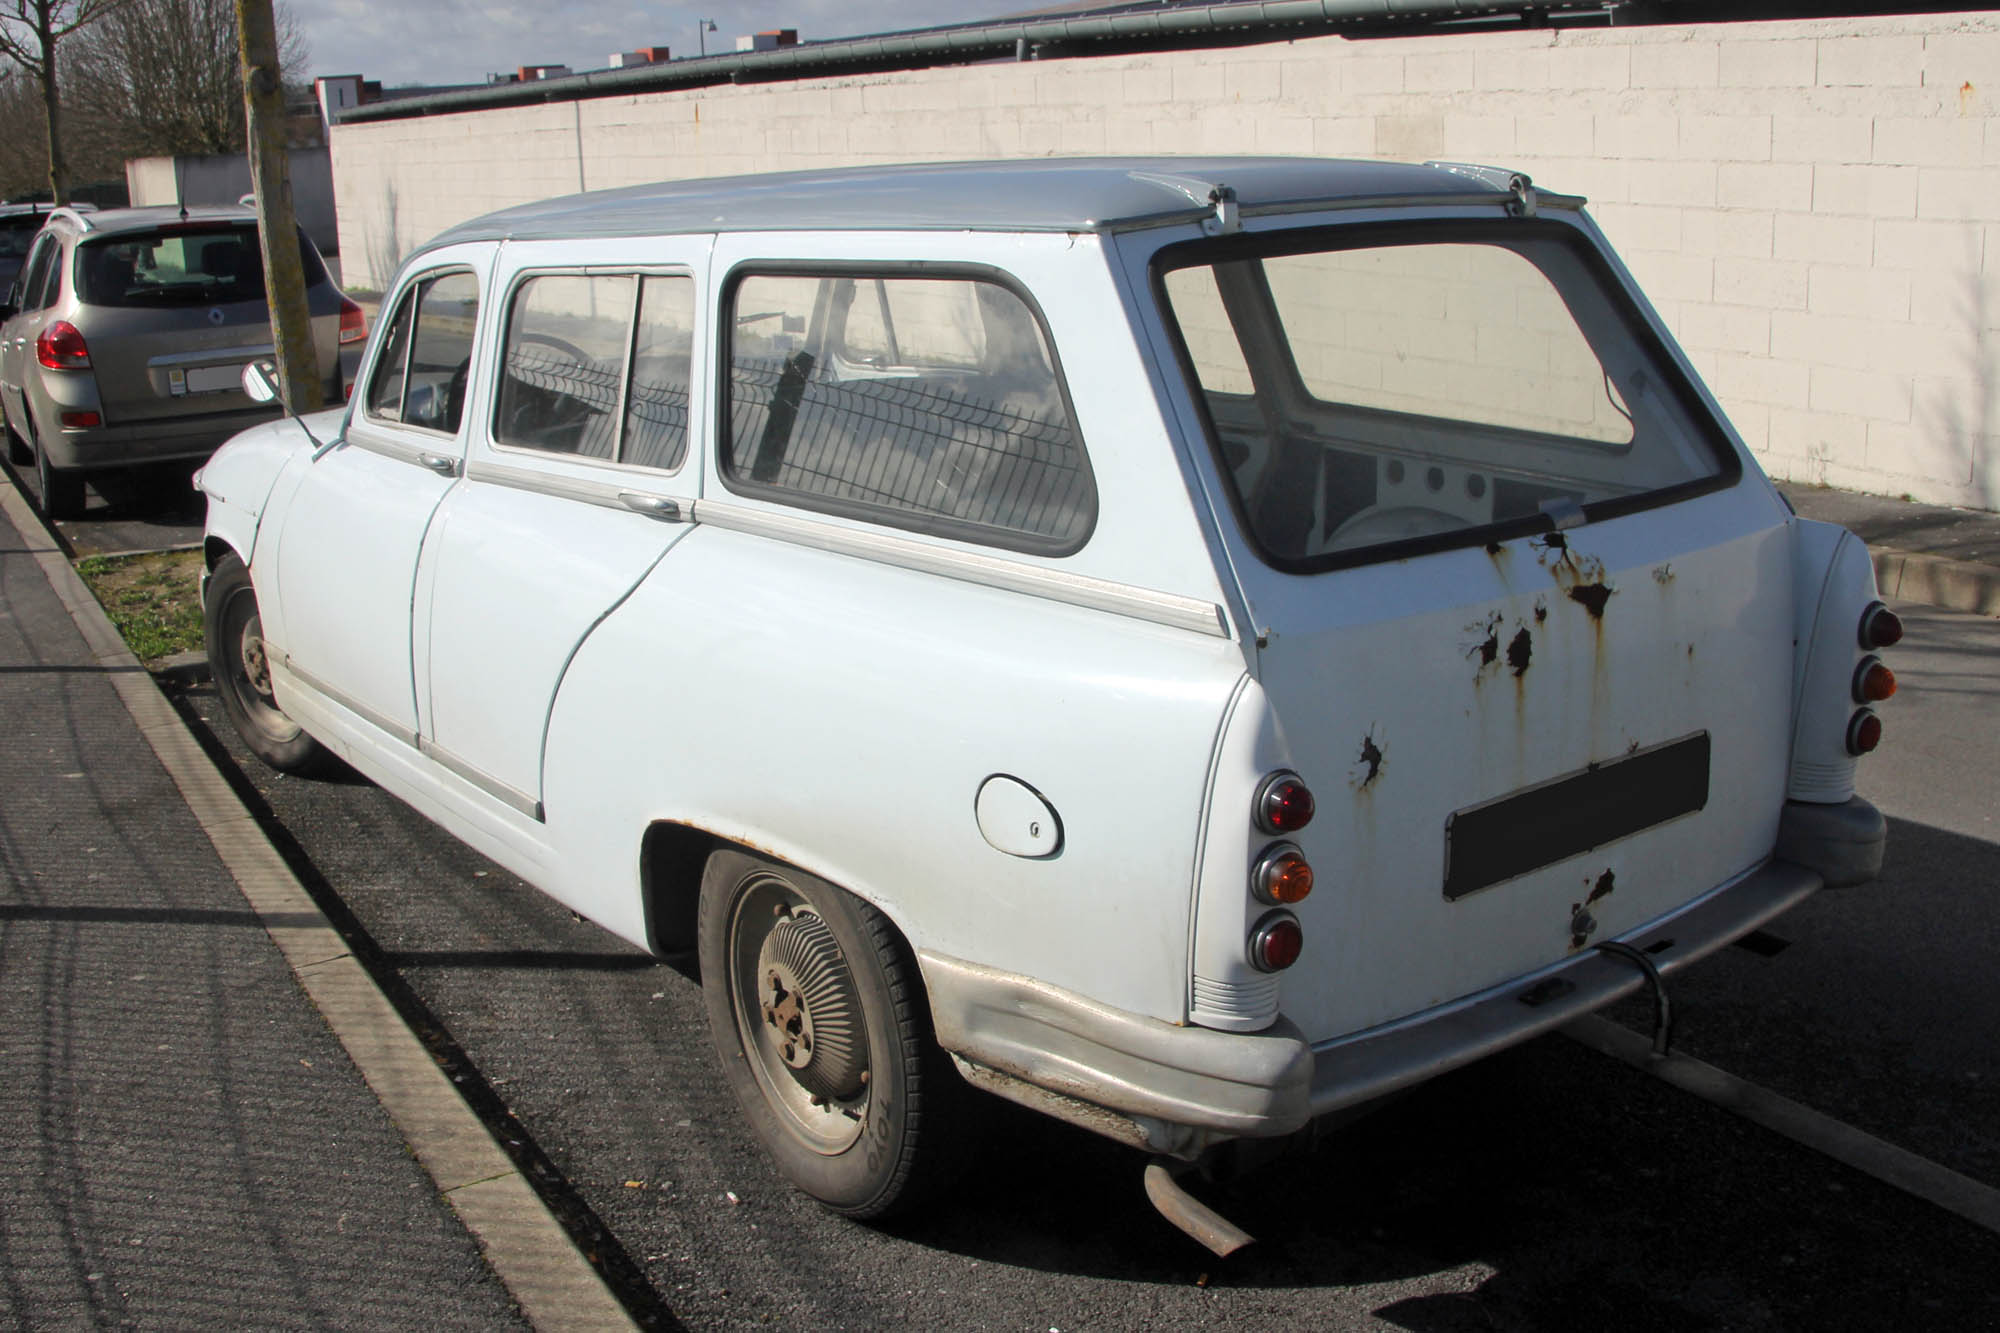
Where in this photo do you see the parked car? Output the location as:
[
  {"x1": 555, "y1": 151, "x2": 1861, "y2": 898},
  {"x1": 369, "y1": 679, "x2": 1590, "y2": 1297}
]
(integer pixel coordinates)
[
  {"x1": 0, "y1": 203, "x2": 365, "y2": 518},
  {"x1": 197, "y1": 158, "x2": 1895, "y2": 1245},
  {"x1": 0, "y1": 201, "x2": 82, "y2": 298}
]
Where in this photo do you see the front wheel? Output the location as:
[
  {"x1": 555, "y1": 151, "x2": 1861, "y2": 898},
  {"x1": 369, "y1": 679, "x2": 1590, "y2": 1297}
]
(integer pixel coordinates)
[
  {"x1": 697, "y1": 849, "x2": 962, "y2": 1218},
  {"x1": 203, "y1": 552, "x2": 328, "y2": 773}
]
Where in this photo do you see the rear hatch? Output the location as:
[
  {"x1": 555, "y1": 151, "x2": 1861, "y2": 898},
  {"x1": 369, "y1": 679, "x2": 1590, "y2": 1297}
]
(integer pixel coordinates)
[
  {"x1": 73, "y1": 221, "x2": 336, "y2": 426},
  {"x1": 1154, "y1": 213, "x2": 1796, "y2": 1041}
]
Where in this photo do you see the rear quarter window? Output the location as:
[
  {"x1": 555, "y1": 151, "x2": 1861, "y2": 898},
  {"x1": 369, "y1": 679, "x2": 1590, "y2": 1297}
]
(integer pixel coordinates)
[{"x1": 722, "y1": 269, "x2": 1096, "y2": 555}]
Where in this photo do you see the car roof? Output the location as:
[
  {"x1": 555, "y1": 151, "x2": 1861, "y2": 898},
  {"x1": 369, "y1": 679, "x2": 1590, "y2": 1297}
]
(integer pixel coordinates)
[
  {"x1": 50, "y1": 204, "x2": 257, "y2": 239},
  {"x1": 415, "y1": 156, "x2": 1540, "y2": 258}
]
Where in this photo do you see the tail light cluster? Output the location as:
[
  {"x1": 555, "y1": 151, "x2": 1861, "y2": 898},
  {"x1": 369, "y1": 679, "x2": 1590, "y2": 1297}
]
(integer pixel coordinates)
[
  {"x1": 1845, "y1": 602, "x2": 1902, "y2": 756},
  {"x1": 338, "y1": 296, "x2": 368, "y2": 345},
  {"x1": 1247, "y1": 771, "x2": 1314, "y2": 972},
  {"x1": 37, "y1": 320, "x2": 90, "y2": 369}
]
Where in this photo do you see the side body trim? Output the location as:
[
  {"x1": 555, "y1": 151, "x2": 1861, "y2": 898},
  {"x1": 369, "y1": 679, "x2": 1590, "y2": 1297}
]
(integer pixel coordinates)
[
  {"x1": 465, "y1": 459, "x2": 686, "y2": 519},
  {"x1": 692, "y1": 498, "x2": 1230, "y2": 639}
]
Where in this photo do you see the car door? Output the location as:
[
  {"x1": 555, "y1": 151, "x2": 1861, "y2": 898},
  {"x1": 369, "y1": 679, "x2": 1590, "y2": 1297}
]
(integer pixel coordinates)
[
  {"x1": 1, "y1": 234, "x2": 59, "y2": 435},
  {"x1": 414, "y1": 240, "x2": 709, "y2": 822},
  {"x1": 267, "y1": 249, "x2": 488, "y2": 749}
]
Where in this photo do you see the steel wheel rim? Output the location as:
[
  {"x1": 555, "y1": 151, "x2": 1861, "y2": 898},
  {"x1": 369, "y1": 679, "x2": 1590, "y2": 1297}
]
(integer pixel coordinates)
[
  {"x1": 220, "y1": 587, "x2": 299, "y2": 745},
  {"x1": 726, "y1": 872, "x2": 870, "y2": 1155}
]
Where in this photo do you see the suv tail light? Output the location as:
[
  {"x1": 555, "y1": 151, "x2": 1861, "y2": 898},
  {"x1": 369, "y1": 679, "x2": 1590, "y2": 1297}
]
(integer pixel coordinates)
[
  {"x1": 37, "y1": 320, "x2": 90, "y2": 369},
  {"x1": 338, "y1": 296, "x2": 367, "y2": 344}
]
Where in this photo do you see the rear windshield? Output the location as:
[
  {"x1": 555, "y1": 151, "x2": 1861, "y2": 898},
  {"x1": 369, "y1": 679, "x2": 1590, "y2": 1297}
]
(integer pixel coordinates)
[
  {"x1": 1155, "y1": 220, "x2": 1737, "y2": 571},
  {"x1": 74, "y1": 224, "x2": 327, "y2": 308}
]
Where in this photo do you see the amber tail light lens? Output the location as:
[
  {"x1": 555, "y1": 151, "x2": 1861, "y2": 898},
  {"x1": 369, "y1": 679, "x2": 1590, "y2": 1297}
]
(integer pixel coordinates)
[
  {"x1": 1248, "y1": 911, "x2": 1303, "y2": 972},
  {"x1": 1255, "y1": 771, "x2": 1314, "y2": 834},
  {"x1": 1858, "y1": 601, "x2": 1903, "y2": 650},
  {"x1": 1252, "y1": 844, "x2": 1314, "y2": 905},
  {"x1": 1852, "y1": 656, "x2": 1897, "y2": 703}
]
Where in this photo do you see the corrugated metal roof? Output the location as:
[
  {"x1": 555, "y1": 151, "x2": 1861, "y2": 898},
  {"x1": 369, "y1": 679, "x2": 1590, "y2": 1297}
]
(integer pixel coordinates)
[{"x1": 415, "y1": 156, "x2": 1519, "y2": 254}]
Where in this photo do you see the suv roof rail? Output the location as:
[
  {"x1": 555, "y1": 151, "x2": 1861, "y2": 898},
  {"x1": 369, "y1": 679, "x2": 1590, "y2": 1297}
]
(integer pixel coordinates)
[{"x1": 47, "y1": 205, "x2": 93, "y2": 232}]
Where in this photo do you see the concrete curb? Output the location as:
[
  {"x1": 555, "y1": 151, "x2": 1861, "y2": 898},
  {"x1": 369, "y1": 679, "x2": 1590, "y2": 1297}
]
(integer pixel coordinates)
[
  {"x1": 0, "y1": 478, "x2": 636, "y2": 1332},
  {"x1": 1870, "y1": 549, "x2": 2000, "y2": 618}
]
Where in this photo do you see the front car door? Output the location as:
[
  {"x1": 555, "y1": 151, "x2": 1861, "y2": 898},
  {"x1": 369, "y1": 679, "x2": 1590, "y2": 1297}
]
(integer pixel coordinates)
[
  {"x1": 266, "y1": 248, "x2": 488, "y2": 754},
  {"x1": 414, "y1": 236, "x2": 711, "y2": 822},
  {"x1": 1, "y1": 234, "x2": 60, "y2": 437}
]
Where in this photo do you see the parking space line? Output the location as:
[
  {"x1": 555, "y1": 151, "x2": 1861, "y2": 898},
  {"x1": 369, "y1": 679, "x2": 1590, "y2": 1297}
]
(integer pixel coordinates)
[
  {"x1": 1565, "y1": 1014, "x2": 2000, "y2": 1236},
  {"x1": 1, "y1": 478, "x2": 638, "y2": 1332}
]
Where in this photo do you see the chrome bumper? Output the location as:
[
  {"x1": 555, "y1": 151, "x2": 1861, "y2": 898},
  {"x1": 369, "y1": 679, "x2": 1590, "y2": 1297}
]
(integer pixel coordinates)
[{"x1": 923, "y1": 852, "x2": 1827, "y2": 1153}]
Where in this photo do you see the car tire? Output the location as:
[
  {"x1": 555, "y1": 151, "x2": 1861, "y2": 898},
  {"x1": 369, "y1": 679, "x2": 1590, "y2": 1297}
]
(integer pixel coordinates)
[
  {"x1": 203, "y1": 552, "x2": 328, "y2": 774},
  {"x1": 33, "y1": 429, "x2": 84, "y2": 519},
  {"x1": 697, "y1": 848, "x2": 964, "y2": 1219}
]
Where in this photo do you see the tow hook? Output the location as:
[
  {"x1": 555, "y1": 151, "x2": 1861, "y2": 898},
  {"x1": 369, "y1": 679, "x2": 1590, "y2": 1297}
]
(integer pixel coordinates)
[
  {"x1": 1143, "y1": 1159, "x2": 1254, "y2": 1258},
  {"x1": 1594, "y1": 940, "x2": 1674, "y2": 1057}
]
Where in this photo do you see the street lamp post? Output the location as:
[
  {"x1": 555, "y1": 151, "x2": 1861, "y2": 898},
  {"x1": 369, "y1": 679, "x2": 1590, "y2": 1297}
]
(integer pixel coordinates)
[{"x1": 698, "y1": 19, "x2": 717, "y2": 57}]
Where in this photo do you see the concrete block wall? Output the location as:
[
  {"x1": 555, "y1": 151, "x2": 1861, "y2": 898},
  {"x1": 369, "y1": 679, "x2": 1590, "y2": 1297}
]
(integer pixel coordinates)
[{"x1": 330, "y1": 11, "x2": 2000, "y2": 510}]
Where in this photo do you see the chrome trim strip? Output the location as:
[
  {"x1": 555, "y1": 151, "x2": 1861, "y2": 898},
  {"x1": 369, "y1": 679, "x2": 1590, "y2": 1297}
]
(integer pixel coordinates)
[
  {"x1": 418, "y1": 737, "x2": 545, "y2": 822},
  {"x1": 275, "y1": 654, "x2": 418, "y2": 749},
  {"x1": 692, "y1": 499, "x2": 1230, "y2": 639},
  {"x1": 464, "y1": 459, "x2": 687, "y2": 518},
  {"x1": 349, "y1": 432, "x2": 462, "y2": 473}
]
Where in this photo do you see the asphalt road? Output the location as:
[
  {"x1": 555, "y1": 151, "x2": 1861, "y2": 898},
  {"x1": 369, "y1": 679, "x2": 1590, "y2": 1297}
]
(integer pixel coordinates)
[
  {"x1": 2, "y1": 454, "x2": 205, "y2": 555},
  {"x1": 159, "y1": 602, "x2": 2000, "y2": 1331}
]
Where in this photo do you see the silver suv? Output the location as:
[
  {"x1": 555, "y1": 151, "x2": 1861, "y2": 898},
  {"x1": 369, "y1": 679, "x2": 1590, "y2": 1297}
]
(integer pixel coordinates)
[{"x1": 0, "y1": 204, "x2": 362, "y2": 517}]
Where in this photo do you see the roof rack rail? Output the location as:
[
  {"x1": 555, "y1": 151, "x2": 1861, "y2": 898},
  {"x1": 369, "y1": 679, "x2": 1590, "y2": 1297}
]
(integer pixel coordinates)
[{"x1": 46, "y1": 205, "x2": 93, "y2": 232}]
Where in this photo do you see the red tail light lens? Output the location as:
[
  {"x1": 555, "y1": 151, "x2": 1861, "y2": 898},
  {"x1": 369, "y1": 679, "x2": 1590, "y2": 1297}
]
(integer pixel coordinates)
[
  {"x1": 59, "y1": 410, "x2": 101, "y2": 428},
  {"x1": 1252, "y1": 845, "x2": 1314, "y2": 905},
  {"x1": 338, "y1": 296, "x2": 367, "y2": 344},
  {"x1": 1255, "y1": 771, "x2": 1314, "y2": 834},
  {"x1": 37, "y1": 320, "x2": 90, "y2": 369},
  {"x1": 1248, "y1": 911, "x2": 1303, "y2": 972},
  {"x1": 1858, "y1": 601, "x2": 1903, "y2": 649},
  {"x1": 1845, "y1": 708, "x2": 1882, "y2": 755},
  {"x1": 1852, "y1": 656, "x2": 1897, "y2": 703}
]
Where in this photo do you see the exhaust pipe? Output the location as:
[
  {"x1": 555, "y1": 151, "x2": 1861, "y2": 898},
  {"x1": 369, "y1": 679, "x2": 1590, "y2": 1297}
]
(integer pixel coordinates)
[{"x1": 1143, "y1": 1160, "x2": 1255, "y2": 1258}]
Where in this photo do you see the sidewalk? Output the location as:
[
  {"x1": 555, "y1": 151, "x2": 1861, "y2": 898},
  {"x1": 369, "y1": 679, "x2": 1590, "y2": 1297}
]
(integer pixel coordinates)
[
  {"x1": 0, "y1": 497, "x2": 529, "y2": 1328},
  {"x1": 1778, "y1": 482, "x2": 2000, "y2": 617}
]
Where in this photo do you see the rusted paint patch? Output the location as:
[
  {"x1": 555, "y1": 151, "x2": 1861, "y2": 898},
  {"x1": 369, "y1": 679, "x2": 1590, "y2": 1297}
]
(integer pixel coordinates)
[
  {"x1": 1586, "y1": 869, "x2": 1616, "y2": 905},
  {"x1": 1353, "y1": 730, "x2": 1385, "y2": 789},
  {"x1": 1568, "y1": 582, "x2": 1615, "y2": 619},
  {"x1": 1506, "y1": 626, "x2": 1532, "y2": 677},
  {"x1": 1533, "y1": 597, "x2": 1548, "y2": 624},
  {"x1": 1464, "y1": 612, "x2": 1502, "y2": 671},
  {"x1": 1652, "y1": 563, "x2": 1675, "y2": 585},
  {"x1": 1485, "y1": 540, "x2": 1505, "y2": 557},
  {"x1": 1569, "y1": 903, "x2": 1598, "y2": 950}
]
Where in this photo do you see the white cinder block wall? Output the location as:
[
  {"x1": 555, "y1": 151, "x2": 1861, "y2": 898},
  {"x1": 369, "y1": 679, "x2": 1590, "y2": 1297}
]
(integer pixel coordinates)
[{"x1": 330, "y1": 12, "x2": 2000, "y2": 510}]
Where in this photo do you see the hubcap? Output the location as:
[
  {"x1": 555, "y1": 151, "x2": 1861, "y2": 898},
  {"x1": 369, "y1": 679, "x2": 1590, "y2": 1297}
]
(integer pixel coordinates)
[{"x1": 240, "y1": 614, "x2": 273, "y2": 700}]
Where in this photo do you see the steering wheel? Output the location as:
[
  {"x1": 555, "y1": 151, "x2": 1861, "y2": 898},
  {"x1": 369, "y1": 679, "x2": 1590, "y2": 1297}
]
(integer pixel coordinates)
[{"x1": 1326, "y1": 504, "x2": 1465, "y2": 550}]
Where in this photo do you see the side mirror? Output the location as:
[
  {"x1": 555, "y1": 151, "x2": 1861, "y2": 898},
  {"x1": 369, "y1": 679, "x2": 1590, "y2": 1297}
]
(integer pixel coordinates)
[{"x1": 242, "y1": 358, "x2": 279, "y2": 404}]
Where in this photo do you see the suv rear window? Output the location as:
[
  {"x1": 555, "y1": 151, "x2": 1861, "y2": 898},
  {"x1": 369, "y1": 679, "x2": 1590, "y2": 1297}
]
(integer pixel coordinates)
[
  {"x1": 1157, "y1": 221, "x2": 1736, "y2": 571},
  {"x1": 74, "y1": 225, "x2": 326, "y2": 308}
]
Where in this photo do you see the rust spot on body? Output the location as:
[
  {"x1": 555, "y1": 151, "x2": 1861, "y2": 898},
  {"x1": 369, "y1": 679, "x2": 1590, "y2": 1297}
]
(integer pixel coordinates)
[
  {"x1": 1533, "y1": 598, "x2": 1548, "y2": 624},
  {"x1": 1465, "y1": 612, "x2": 1503, "y2": 671},
  {"x1": 1485, "y1": 541, "x2": 1505, "y2": 557},
  {"x1": 1569, "y1": 903, "x2": 1598, "y2": 950},
  {"x1": 1506, "y1": 627, "x2": 1533, "y2": 676},
  {"x1": 1587, "y1": 869, "x2": 1616, "y2": 905},
  {"x1": 1355, "y1": 732, "x2": 1385, "y2": 789},
  {"x1": 1652, "y1": 564, "x2": 1675, "y2": 585},
  {"x1": 1568, "y1": 582, "x2": 1614, "y2": 619}
]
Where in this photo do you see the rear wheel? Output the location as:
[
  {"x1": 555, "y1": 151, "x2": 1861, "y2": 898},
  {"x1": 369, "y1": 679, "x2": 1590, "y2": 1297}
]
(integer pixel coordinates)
[
  {"x1": 33, "y1": 428, "x2": 84, "y2": 519},
  {"x1": 697, "y1": 849, "x2": 962, "y2": 1218},
  {"x1": 203, "y1": 552, "x2": 328, "y2": 773}
]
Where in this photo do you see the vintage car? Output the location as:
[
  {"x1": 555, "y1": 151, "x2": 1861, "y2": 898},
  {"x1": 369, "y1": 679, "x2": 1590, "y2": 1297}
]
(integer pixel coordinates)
[{"x1": 197, "y1": 158, "x2": 1895, "y2": 1249}]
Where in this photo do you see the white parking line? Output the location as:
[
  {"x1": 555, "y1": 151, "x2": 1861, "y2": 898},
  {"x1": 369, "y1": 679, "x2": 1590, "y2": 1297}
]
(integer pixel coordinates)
[
  {"x1": 1565, "y1": 1014, "x2": 2000, "y2": 1236},
  {"x1": 1, "y1": 479, "x2": 637, "y2": 1332}
]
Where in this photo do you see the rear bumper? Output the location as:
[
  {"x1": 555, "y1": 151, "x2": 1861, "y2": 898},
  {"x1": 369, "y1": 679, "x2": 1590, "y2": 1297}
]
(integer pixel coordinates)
[
  {"x1": 924, "y1": 847, "x2": 1836, "y2": 1152},
  {"x1": 41, "y1": 408, "x2": 280, "y2": 470}
]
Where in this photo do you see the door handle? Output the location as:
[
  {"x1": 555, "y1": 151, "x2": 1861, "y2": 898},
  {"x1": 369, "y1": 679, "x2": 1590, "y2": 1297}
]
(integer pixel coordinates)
[
  {"x1": 618, "y1": 492, "x2": 683, "y2": 521},
  {"x1": 418, "y1": 452, "x2": 460, "y2": 477}
]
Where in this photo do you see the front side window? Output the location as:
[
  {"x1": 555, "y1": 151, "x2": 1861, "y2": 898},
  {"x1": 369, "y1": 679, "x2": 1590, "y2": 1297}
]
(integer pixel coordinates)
[
  {"x1": 365, "y1": 270, "x2": 479, "y2": 434},
  {"x1": 19, "y1": 236, "x2": 57, "y2": 309},
  {"x1": 723, "y1": 270, "x2": 1094, "y2": 554},
  {"x1": 1157, "y1": 222, "x2": 1735, "y2": 570},
  {"x1": 493, "y1": 271, "x2": 695, "y2": 470}
]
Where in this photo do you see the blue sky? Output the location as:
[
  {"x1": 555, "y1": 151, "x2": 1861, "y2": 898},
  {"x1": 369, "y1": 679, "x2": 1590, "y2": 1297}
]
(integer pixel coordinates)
[{"x1": 300, "y1": 1, "x2": 1028, "y2": 87}]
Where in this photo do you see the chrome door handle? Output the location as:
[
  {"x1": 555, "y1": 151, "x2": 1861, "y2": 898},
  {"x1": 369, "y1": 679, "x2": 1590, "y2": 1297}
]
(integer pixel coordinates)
[
  {"x1": 418, "y1": 453, "x2": 460, "y2": 477},
  {"x1": 618, "y1": 492, "x2": 682, "y2": 521}
]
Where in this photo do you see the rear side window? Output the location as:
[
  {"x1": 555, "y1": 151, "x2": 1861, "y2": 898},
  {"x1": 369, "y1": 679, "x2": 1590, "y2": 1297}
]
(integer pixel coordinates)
[
  {"x1": 494, "y1": 271, "x2": 694, "y2": 470},
  {"x1": 73, "y1": 225, "x2": 326, "y2": 307},
  {"x1": 723, "y1": 270, "x2": 1095, "y2": 554},
  {"x1": 365, "y1": 270, "x2": 479, "y2": 434}
]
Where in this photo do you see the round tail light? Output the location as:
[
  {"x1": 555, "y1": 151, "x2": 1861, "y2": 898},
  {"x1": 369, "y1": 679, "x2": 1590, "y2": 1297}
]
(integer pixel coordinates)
[
  {"x1": 1845, "y1": 708, "x2": 1883, "y2": 756},
  {"x1": 1852, "y1": 656, "x2": 1897, "y2": 703},
  {"x1": 1252, "y1": 844, "x2": 1314, "y2": 904},
  {"x1": 1255, "y1": 771, "x2": 1314, "y2": 834},
  {"x1": 1858, "y1": 601, "x2": 1903, "y2": 650},
  {"x1": 1248, "y1": 911, "x2": 1303, "y2": 972}
]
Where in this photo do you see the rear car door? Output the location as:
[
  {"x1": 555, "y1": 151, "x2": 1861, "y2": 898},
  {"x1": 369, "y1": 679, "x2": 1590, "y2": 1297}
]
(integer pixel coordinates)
[
  {"x1": 414, "y1": 240, "x2": 710, "y2": 821},
  {"x1": 1, "y1": 234, "x2": 60, "y2": 432},
  {"x1": 1142, "y1": 212, "x2": 1796, "y2": 1042},
  {"x1": 268, "y1": 254, "x2": 486, "y2": 747}
]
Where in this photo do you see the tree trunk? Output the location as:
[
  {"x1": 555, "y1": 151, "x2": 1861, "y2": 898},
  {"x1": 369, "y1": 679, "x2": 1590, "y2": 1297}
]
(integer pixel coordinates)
[
  {"x1": 37, "y1": 1, "x2": 65, "y2": 203},
  {"x1": 237, "y1": 0, "x2": 321, "y2": 412}
]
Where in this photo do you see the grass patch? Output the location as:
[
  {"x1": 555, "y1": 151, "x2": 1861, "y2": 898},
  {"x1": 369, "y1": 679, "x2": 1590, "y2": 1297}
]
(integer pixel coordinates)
[{"x1": 75, "y1": 549, "x2": 205, "y2": 664}]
